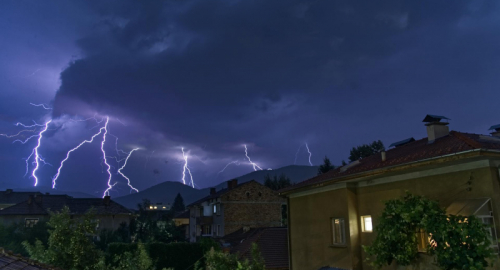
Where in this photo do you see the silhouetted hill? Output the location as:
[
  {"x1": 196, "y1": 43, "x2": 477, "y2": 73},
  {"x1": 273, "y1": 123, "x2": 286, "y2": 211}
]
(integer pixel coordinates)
[{"x1": 114, "y1": 165, "x2": 319, "y2": 209}]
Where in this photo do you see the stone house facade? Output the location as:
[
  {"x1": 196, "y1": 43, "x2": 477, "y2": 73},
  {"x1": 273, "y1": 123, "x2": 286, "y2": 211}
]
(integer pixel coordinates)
[{"x1": 187, "y1": 179, "x2": 284, "y2": 242}]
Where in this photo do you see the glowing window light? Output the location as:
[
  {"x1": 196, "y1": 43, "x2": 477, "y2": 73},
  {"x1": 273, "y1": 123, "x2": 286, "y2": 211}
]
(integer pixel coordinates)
[{"x1": 361, "y1": 215, "x2": 373, "y2": 232}]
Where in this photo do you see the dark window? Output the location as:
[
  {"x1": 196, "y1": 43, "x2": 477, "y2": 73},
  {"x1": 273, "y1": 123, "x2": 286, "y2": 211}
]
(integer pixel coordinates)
[
  {"x1": 246, "y1": 191, "x2": 250, "y2": 198},
  {"x1": 331, "y1": 218, "x2": 346, "y2": 245}
]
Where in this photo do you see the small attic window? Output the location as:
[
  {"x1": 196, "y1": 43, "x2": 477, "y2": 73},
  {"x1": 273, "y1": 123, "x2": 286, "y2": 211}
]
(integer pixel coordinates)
[
  {"x1": 246, "y1": 191, "x2": 250, "y2": 198},
  {"x1": 258, "y1": 192, "x2": 262, "y2": 197}
]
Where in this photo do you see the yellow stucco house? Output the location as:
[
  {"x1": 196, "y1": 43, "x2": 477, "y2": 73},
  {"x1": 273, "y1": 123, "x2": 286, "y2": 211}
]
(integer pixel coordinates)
[{"x1": 280, "y1": 116, "x2": 500, "y2": 270}]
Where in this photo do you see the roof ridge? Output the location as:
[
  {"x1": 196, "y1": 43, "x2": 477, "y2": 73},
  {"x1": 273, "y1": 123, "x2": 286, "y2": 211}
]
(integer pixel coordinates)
[{"x1": 451, "y1": 131, "x2": 482, "y2": 149}]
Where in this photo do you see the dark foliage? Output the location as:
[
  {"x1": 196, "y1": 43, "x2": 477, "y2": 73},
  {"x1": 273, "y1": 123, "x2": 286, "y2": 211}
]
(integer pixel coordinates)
[
  {"x1": 264, "y1": 173, "x2": 291, "y2": 191},
  {"x1": 317, "y1": 156, "x2": 334, "y2": 175},
  {"x1": 172, "y1": 193, "x2": 185, "y2": 213},
  {"x1": 348, "y1": 140, "x2": 385, "y2": 162}
]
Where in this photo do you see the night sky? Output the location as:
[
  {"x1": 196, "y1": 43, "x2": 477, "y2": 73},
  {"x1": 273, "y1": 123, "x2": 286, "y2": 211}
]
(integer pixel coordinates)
[{"x1": 1, "y1": 0, "x2": 499, "y2": 197}]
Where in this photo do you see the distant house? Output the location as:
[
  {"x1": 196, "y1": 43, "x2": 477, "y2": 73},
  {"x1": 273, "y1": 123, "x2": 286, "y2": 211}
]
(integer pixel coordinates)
[
  {"x1": 0, "y1": 189, "x2": 42, "y2": 210},
  {"x1": 221, "y1": 227, "x2": 289, "y2": 270},
  {"x1": 187, "y1": 179, "x2": 284, "y2": 242},
  {"x1": 145, "y1": 202, "x2": 171, "y2": 211},
  {"x1": 279, "y1": 116, "x2": 500, "y2": 270},
  {"x1": 0, "y1": 193, "x2": 132, "y2": 230}
]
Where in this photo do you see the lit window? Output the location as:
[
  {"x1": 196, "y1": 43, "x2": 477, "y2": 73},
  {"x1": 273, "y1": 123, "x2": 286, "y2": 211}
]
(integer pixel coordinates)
[
  {"x1": 213, "y1": 204, "x2": 217, "y2": 214},
  {"x1": 331, "y1": 218, "x2": 346, "y2": 245},
  {"x1": 163, "y1": 206, "x2": 166, "y2": 209},
  {"x1": 154, "y1": 206, "x2": 157, "y2": 209},
  {"x1": 25, "y1": 218, "x2": 39, "y2": 228},
  {"x1": 149, "y1": 206, "x2": 153, "y2": 209},
  {"x1": 361, "y1": 215, "x2": 373, "y2": 232}
]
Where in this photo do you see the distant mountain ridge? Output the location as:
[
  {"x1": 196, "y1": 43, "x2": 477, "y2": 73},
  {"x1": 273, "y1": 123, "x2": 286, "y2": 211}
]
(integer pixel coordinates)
[{"x1": 114, "y1": 165, "x2": 319, "y2": 209}]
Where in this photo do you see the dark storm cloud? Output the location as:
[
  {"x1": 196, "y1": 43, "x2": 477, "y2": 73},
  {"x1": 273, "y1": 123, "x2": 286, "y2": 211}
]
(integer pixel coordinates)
[{"x1": 45, "y1": 0, "x2": 500, "y2": 188}]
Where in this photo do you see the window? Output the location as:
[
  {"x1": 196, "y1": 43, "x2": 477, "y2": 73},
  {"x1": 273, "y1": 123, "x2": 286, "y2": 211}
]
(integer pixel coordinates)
[
  {"x1": 203, "y1": 225, "x2": 212, "y2": 235},
  {"x1": 331, "y1": 218, "x2": 346, "y2": 245},
  {"x1": 213, "y1": 204, "x2": 217, "y2": 214},
  {"x1": 246, "y1": 191, "x2": 250, "y2": 198},
  {"x1": 361, "y1": 215, "x2": 372, "y2": 232},
  {"x1": 25, "y1": 218, "x2": 39, "y2": 228},
  {"x1": 478, "y1": 216, "x2": 499, "y2": 252}
]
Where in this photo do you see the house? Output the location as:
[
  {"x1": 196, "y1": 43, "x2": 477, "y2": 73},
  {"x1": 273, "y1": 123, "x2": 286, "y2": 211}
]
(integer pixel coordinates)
[
  {"x1": 187, "y1": 179, "x2": 284, "y2": 242},
  {"x1": 279, "y1": 115, "x2": 500, "y2": 270},
  {"x1": 0, "y1": 189, "x2": 42, "y2": 210},
  {"x1": 221, "y1": 227, "x2": 289, "y2": 270},
  {"x1": 0, "y1": 193, "x2": 132, "y2": 230}
]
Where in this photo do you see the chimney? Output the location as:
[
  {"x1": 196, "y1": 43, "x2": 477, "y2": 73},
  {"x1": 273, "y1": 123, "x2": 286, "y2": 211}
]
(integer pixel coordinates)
[
  {"x1": 103, "y1": 195, "x2": 111, "y2": 206},
  {"x1": 210, "y1": 188, "x2": 216, "y2": 195},
  {"x1": 423, "y1": 114, "x2": 450, "y2": 143},
  {"x1": 28, "y1": 195, "x2": 33, "y2": 205},
  {"x1": 227, "y1": 179, "x2": 238, "y2": 190},
  {"x1": 489, "y1": 124, "x2": 500, "y2": 137},
  {"x1": 381, "y1": 151, "x2": 386, "y2": 162}
]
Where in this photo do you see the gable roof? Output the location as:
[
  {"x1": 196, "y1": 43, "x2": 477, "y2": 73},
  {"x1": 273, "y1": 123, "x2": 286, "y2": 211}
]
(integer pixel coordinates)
[
  {"x1": 0, "y1": 247, "x2": 60, "y2": 269},
  {"x1": 280, "y1": 131, "x2": 500, "y2": 194},
  {"x1": 0, "y1": 191, "x2": 43, "y2": 205},
  {"x1": 187, "y1": 180, "x2": 260, "y2": 207},
  {"x1": 0, "y1": 195, "x2": 131, "y2": 216},
  {"x1": 221, "y1": 227, "x2": 289, "y2": 270}
]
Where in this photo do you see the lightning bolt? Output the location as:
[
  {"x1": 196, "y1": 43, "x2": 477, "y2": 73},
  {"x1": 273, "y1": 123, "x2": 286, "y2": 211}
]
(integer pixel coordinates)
[
  {"x1": 181, "y1": 147, "x2": 195, "y2": 188},
  {"x1": 32, "y1": 120, "x2": 52, "y2": 186},
  {"x1": 217, "y1": 160, "x2": 240, "y2": 175},
  {"x1": 51, "y1": 120, "x2": 108, "y2": 189},
  {"x1": 29, "y1": 103, "x2": 52, "y2": 110},
  {"x1": 243, "y1": 144, "x2": 263, "y2": 171},
  {"x1": 305, "y1": 143, "x2": 313, "y2": 166},
  {"x1": 101, "y1": 117, "x2": 114, "y2": 198},
  {"x1": 118, "y1": 148, "x2": 140, "y2": 193},
  {"x1": 294, "y1": 144, "x2": 302, "y2": 164}
]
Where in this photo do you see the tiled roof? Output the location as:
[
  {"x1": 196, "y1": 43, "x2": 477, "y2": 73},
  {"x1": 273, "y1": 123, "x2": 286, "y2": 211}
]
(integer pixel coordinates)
[
  {"x1": 187, "y1": 180, "x2": 258, "y2": 207},
  {"x1": 222, "y1": 227, "x2": 289, "y2": 269},
  {"x1": 0, "y1": 195, "x2": 131, "y2": 216},
  {"x1": 280, "y1": 131, "x2": 500, "y2": 194},
  {"x1": 0, "y1": 247, "x2": 60, "y2": 269},
  {"x1": 0, "y1": 191, "x2": 43, "y2": 204}
]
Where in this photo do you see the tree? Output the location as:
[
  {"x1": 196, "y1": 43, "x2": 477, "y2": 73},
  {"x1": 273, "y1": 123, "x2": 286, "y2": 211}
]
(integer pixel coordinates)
[
  {"x1": 197, "y1": 243, "x2": 265, "y2": 270},
  {"x1": 23, "y1": 206, "x2": 102, "y2": 270},
  {"x1": 317, "y1": 156, "x2": 334, "y2": 175},
  {"x1": 364, "y1": 193, "x2": 494, "y2": 270},
  {"x1": 264, "y1": 173, "x2": 291, "y2": 191},
  {"x1": 172, "y1": 193, "x2": 185, "y2": 213},
  {"x1": 348, "y1": 140, "x2": 385, "y2": 162}
]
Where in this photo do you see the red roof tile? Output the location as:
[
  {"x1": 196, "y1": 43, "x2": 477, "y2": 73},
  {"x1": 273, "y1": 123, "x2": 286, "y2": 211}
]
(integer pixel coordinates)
[
  {"x1": 0, "y1": 248, "x2": 60, "y2": 269},
  {"x1": 222, "y1": 227, "x2": 289, "y2": 269},
  {"x1": 280, "y1": 131, "x2": 500, "y2": 194}
]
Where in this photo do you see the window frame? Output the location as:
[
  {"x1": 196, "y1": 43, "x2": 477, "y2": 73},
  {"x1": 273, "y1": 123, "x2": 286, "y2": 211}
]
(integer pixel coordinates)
[
  {"x1": 331, "y1": 217, "x2": 346, "y2": 246},
  {"x1": 361, "y1": 215, "x2": 373, "y2": 233},
  {"x1": 25, "y1": 218, "x2": 39, "y2": 228}
]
